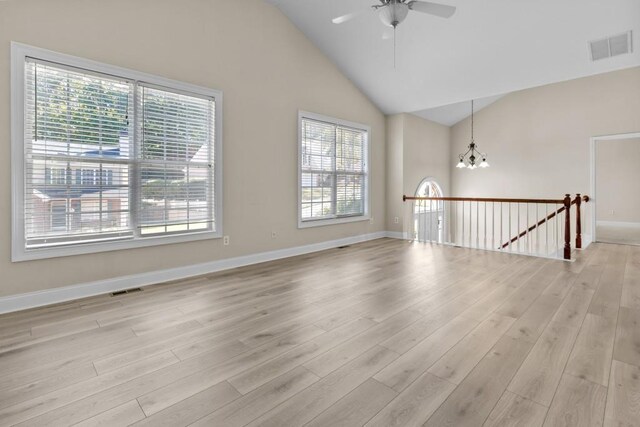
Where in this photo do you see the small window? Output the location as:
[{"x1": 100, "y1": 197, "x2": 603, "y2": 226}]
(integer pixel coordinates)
[
  {"x1": 11, "y1": 43, "x2": 223, "y2": 261},
  {"x1": 414, "y1": 179, "x2": 443, "y2": 212},
  {"x1": 46, "y1": 168, "x2": 69, "y2": 185},
  {"x1": 298, "y1": 111, "x2": 370, "y2": 228}
]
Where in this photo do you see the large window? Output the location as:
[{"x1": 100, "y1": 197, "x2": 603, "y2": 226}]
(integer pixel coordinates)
[
  {"x1": 12, "y1": 44, "x2": 222, "y2": 261},
  {"x1": 298, "y1": 111, "x2": 369, "y2": 227}
]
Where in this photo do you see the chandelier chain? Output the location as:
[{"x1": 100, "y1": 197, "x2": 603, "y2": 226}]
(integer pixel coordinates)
[{"x1": 471, "y1": 100, "x2": 474, "y2": 142}]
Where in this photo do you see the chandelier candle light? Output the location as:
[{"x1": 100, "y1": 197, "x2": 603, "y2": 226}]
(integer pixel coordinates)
[{"x1": 456, "y1": 100, "x2": 490, "y2": 169}]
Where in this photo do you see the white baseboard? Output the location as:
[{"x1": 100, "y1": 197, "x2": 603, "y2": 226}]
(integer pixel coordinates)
[
  {"x1": 596, "y1": 221, "x2": 640, "y2": 228},
  {"x1": 579, "y1": 233, "x2": 593, "y2": 249},
  {"x1": 0, "y1": 231, "x2": 400, "y2": 315},
  {"x1": 385, "y1": 231, "x2": 409, "y2": 240}
]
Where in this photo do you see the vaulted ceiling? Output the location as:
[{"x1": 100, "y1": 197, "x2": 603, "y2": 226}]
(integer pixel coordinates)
[{"x1": 266, "y1": 0, "x2": 640, "y2": 117}]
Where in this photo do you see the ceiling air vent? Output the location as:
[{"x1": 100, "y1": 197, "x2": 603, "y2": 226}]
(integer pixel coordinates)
[{"x1": 589, "y1": 31, "x2": 633, "y2": 61}]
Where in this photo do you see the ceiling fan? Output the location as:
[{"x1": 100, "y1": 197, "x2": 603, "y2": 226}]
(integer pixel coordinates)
[
  {"x1": 332, "y1": 0, "x2": 456, "y2": 66},
  {"x1": 332, "y1": 0, "x2": 456, "y2": 29}
]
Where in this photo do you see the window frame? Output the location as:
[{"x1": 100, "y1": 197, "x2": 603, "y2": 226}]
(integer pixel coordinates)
[
  {"x1": 297, "y1": 111, "x2": 371, "y2": 229},
  {"x1": 11, "y1": 43, "x2": 223, "y2": 262}
]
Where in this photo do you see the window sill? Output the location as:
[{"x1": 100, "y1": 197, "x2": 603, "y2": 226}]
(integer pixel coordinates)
[
  {"x1": 298, "y1": 215, "x2": 371, "y2": 229},
  {"x1": 12, "y1": 230, "x2": 222, "y2": 262}
]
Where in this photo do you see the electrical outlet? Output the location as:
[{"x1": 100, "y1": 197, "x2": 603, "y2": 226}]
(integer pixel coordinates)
[
  {"x1": 271, "y1": 231, "x2": 277, "y2": 239},
  {"x1": 610, "y1": 209, "x2": 615, "y2": 215},
  {"x1": 394, "y1": 216, "x2": 399, "y2": 224},
  {"x1": 223, "y1": 236, "x2": 230, "y2": 246}
]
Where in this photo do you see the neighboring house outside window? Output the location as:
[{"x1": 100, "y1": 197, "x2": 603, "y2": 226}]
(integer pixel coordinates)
[{"x1": 32, "y1": 146, "x2": 125, "y2": 238}]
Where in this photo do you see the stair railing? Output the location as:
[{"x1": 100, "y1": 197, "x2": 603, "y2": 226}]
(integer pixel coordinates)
[{"x1": 402, "y1": 194, "x2": 590, "y2": 261}]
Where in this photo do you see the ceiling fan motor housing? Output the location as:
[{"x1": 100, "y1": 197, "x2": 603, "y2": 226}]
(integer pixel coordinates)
[{"x1": 378, "y1": 1, "x2": 410, "y2": 27}]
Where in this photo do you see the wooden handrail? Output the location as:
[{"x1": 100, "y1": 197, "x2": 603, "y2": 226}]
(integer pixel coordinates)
[
  {"x1": 499, "y1": 194, "x2": 590, "y2": 250},
  {"x1": 403, "y1": 193, "x2": 590, "y2": 261},
  {"x1": 403, "y1": 195, "x2": 565, "y2": 204}
]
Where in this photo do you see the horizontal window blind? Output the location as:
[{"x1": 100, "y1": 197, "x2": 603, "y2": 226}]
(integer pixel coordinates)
[
  {"x1": 22, "y1": 57, "x2": 218, "y2": 251},
  {"x1": 138, "y1": 85, "x2": 216, "y2": 235},
  {"x1": 24, "y1": 58, "x2": 134, "y2": 248},
  {"x1": 300, "y1": 116, "x2": 367, "y2": 222}
]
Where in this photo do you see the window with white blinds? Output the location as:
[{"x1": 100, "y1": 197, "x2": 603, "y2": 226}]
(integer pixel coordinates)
[
  {"x1": 12, "y1": 44, "x2": 222, "y2": 261},
  {"x1": 299, "y1": 112, "x2": 369, "y2": 227},
  {"x1": 24, "y1": 59, "x2": 134, "y2": 248},
  {"x1": 138, "y1": 85, "x2": 216, "y2": 236}
]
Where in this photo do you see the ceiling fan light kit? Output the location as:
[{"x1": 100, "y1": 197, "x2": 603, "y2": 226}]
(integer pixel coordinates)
[
  {"x1": 331, "y1": 0, "x2": 457, "y2": 61},
  {"x1": 331, "y1": 0, "x2": 456, "y2": 67},
  {"x1": 332, "y1": 0, "x2": 456, "y2": 28},
  {"x1": 377, "y1": 2, "x2": 410, "y2": 28}
]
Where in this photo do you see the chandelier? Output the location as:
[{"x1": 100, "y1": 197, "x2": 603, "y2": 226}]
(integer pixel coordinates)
[{"x1": 456, "y1": 100, "x2": 489, "y2": 169}]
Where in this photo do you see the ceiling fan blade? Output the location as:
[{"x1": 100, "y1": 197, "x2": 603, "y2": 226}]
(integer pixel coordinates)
[
  {"x1": 408, "y1": 1, "x2": 456, "y2": 18},
  {"x1": 332, "y1": 10, "x2": 365, "y2": 25}
]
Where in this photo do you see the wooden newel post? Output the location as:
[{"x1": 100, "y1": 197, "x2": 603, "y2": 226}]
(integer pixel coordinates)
[
  {"x1": 575, "y1": 194, "x2": 582, "y2": 249},
  {"x1": 564, "y1": 194, "x2": 571, "y2": 260}
]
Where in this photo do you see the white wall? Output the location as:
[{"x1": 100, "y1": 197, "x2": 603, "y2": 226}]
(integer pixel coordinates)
[
  {"x1": 0, "y1": 0, "x2": 387, "y2": 298},
  {"x1": 596, "y1": 137, "x2": 640, "y2": 223}
]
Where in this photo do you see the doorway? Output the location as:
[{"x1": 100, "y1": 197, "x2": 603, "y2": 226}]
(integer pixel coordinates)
[
  {"x1": 413, "y1": 178, "x2": 444, "y2": 242},
  {"x1": 592, "y1": 133, "x2": 640, "y2": 245}
]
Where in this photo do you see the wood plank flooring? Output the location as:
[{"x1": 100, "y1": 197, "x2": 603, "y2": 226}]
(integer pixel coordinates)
[{"x1": 0, "y1": 239, "x2": 639, "y2": 426}]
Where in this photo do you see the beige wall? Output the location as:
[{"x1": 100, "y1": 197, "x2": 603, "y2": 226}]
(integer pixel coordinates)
[
  {"x1": 385, "y1": 113, "x2": 450, "y2": 234},
  {"x1": 385, "y1": 114, "x2": 404, "y2": 233},
  {"x1": 450, "y1": 67, "x2": 640, "y2": 238},
  {"x1": 403, "y1": 113, "x2": 451, "y2": 197},
  {"x1": 596, "y1": 137, "x2": 640, "y2": 223},
  {"x1": 0, "y1": 0, "x2": 387, "y2": 298}
]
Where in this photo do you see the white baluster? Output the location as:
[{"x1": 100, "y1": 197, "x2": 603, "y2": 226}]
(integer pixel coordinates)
[
  {"x1": 525, "y1": 203, "x2": 531, "y2": 253},
  {"x1": 535, "y1": 203, "x2": 540, "y2": 254},
  {"x1": 429, "y1": 199, "x2": 433, "y2": 243},
  {"x1": 421, "y1": 200, "x2": 425, "y2": 242},
  {"x1": 484, "y1": 201, "x2": 487, "y2": 249},
  {"x1": 500, "y1": 202, "x2": 504, "y2": 250},
  {"x1": 554, "y1": 206, "x2": 558, "y2": 257},
  {"x1": 491, "y1": 202, "x2": 495, "y2": 249},
  {"x1": 471, "y1": 201, "x2": 474, "y2": 249},
  {"x1": 545, "y1": 204, "x2": 549, "y2": 256},
  {"x1": 517, "y1": 203, "x2": 520, "y2": 253},
  {"x1": 508, "y1": 203, "x2": 512, "y2": 252},
  {"x1": 476, "y1": 201, "x2": 479, "y2": 249},
  {"x1": 442, "y1": 200, "x2": 446, "y2": 244},
  {"x1": 462, "y1": 201, "x2": 465, "y2": 247}
]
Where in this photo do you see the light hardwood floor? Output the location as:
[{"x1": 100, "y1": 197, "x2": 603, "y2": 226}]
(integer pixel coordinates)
[{"x1": 0, "y1": 239, "x2": 639, "y2": 426}]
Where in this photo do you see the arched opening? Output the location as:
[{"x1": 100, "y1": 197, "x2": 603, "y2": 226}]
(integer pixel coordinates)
[
  {"x1": 415, "y1": 178, "x2": 443, "y2": 199},
  {"x1": 414, "y1": 178, "x2": 444, "y2": 242}
]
